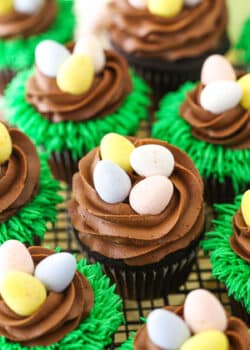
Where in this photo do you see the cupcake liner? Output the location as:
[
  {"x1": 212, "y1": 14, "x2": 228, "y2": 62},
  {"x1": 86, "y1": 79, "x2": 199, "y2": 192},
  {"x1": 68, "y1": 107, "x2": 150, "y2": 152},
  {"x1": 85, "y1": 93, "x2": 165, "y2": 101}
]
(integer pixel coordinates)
[
  {"x1": 0, "y1": 69, "x2": 16, "y2": 95},
  {"x1": 229, "y1": 296, "x2": 250, "y2": 326},
  {"x1": 112, "y1": 34, "x2": 230, "y2": 97},
  {"x1": 203, "y1": 176, "x2": 237, "y2": 205},
  {"x1": 49, "y1": 150, "x2": 82, "y2": 185},
  {"x1": 72, "y1": 227, "x2": 201, "y2": 300}
]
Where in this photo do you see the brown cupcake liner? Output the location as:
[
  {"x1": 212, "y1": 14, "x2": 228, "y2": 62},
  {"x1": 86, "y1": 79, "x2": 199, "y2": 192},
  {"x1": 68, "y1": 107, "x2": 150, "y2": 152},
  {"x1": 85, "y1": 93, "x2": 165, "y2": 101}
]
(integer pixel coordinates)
[
  {"x1": 229, "y1": 296, "x2": 250, "y2": 327},
  {"x1": 203, "y1": 176, "x2": 236, "y2": 205},
  {"x1": 48, "y1": 150, "x2": 81, "y2": 185},
  {"x1": 112, "y1": 34, "x2": 230, "y2": 99},
  {"x1": 71, "y1": 227, "x2": 201, "y2": 300},
  {"x1": 0, "y1": 69, "x2": 16, "y2": 95}
]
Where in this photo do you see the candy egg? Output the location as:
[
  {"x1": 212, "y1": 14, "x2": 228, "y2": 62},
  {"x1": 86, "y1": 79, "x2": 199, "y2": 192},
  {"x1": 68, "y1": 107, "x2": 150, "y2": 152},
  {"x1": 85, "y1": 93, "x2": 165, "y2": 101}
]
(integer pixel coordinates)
[
  {"x1": 93, "y1": 160, "x2": 132, "y2": 204},
  {"x1": 148, "y1": 0, "x2": 184, "y2": 18},
  {"x1": 100, "y1": 133, "x2": 135, "y2": 172},
  {"x1": 128, "y1": 0, "x2": 147, "y2": 9},
  {"x1": 57, "y1": 54, "x2": 94, "y2": 95},
  {"x1": 241, "y1": 190, "x2": 250, "y2": 227},
  {"x1": 35, "y1": 40, "x2": 71, "y2": 78},
  {"x1": 147, "y1": 309, "x2": 190, "y2": 350},
  {"x1": 129, "y1": 176, "x2": 174, "y2": 215},
  {"x1": 35, "y1": 253, "x2": 77, "y2": 293},
  {"x1": 14, "y1": 0, "x2": 44, "y2": 14},
  {"x1": 0, "y1": 271, "x2": 46, "y2": 317},
  {"x1": 0, "y1": 123, "x2": 12, "y2": 165},
  {"x1": 200, "y1": 80, "x2": 242, "y2": 114},
  {"x1": 0, "y1": 0, "x2": 13, "y2": 15},
  {"x1": 74, "y1": 35, "x2": 106, "y2": 74},
  {"x1": 184, "y1": 0, "x2": 202, "y2": 6},
  {"x1": 0, "y1": 240, "x2": 34, "y2": 284},
  {"x1": 184, "y1": 289, "x2": 228, "y2": 334},
  {"x1": 238, "y1": 74, "x2": 250, "y2": 109},
  {"x1": 180, "y1": 330, "x2": 229, "y2": 350},
  {"x1": 201, "y1": 55, "x2": 236, "y2": 86},
  {"x1": 130, "y1": 144, "x2": 175, "y2": 177}
]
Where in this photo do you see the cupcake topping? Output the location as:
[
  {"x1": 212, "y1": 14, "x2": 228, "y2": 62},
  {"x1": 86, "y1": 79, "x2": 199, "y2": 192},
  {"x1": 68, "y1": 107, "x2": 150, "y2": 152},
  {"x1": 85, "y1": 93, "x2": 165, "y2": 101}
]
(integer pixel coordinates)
[
  {"x1": 95, "y1": 133, "x2": 175, "y2": 215},
  {"x1": 14, "y1": 0, "x2": 44, "y2": 15},
  {"x1": 134, "y1": 289, "x2": 250, "y2": 349},
  {"x1": 0, "y1": 1, "x2": 13, "y2": 15},
  {"x1": 237, "y1": 74, "x2": 250, "y2": 110},
  {"x1": 241, "y1": 190, "x2": 250, "y2": 227},
  {"x1": 0, "y1": 122, "x2": 12, "y2": 165},
  {"x1": 128, "y1": 0, "x2": 147, "y2": 9},
  {"x1": 201, "y1": 55, "x2": 236, "y2": 86},
  {"x1": 147, "y1": 0, "x2": 184, "y2": 18},
  {"x1": 0, "y1": 241, "x2": 93, "y2": 346}
]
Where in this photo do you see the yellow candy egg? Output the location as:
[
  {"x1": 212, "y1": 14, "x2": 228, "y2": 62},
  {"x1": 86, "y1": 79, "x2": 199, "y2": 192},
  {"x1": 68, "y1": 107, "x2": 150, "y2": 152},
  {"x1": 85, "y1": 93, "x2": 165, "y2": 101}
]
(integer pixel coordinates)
[
  {"x1": 148, "y1": 0, "x2": 184, "y2": 18},
  {"x1": 0, "y1": 0, "x2": 13, "y2": 15},
  {"x1": 238, "y1": 74, "x2": 250, "y2": 109},
  {"x1": 57, "y1": 54, "x2": 94, "y2": 95},
  {"x1": 0, "y1": 123, "x2": 12, "y2": 165},
  {"x1": 0, "y1": 271, "x2": 47, "y2": 317},
  {"x1": 180, "y1": 330, "x2": 229, "y2": 350},
  {"x1": 241, "y1": 190, "x2": 250, "y2": 227},
  {"x1": 100, "y1": 133, "x2": 135, "y2": 172}
]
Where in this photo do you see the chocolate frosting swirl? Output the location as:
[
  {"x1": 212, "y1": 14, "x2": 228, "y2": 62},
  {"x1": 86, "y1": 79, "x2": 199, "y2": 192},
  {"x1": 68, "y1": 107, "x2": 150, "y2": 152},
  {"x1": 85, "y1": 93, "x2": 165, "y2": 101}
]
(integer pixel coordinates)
[
  {"x1": 231, "y1": 210, "x2": 250, "y2": 263},
  {"x1": 26, "y1": 50, "x2": 132, "y2": 123},
  {"x1": 0, "y1": 246, "x2": 94, "y2": 346},
  {"x1": 180, "y1": 84, "x2": 250, "y2": 149},
  {"x1": 68, "y1": 138, "x2": 204, "y2": 266},
  {"x1": 108, "y1": 0, "x2": 227, "y2": 61},
  {"x1": 0, "y1": 126, "x2": 40, "y2": 223},
  {"x1": 0, "y1": 0, "x2": 57, "y2": 39},
  {"x1": 134, "y1": 306, "x2": 250, "y2": 350}
]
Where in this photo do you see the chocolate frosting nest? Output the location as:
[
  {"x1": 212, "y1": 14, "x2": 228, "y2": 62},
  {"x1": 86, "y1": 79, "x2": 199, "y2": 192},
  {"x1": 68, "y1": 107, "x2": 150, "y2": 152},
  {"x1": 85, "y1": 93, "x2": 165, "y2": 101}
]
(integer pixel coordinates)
[
  {"x1": 231, "y1": 210, "x2": 250, "y2": 263},
  {"x1": 26, "y1": 50, "x2": 132, "y2": 123},
  {"x1": 0, "y1": 126, "x2": 40, "y2": 223},
  {"x1": 108, "y1": 0, "x2": 227, "y2": 61},
  {"x1": 0, "y1": 0, "x2": 57, "y2": 39},
  {"x1": 180, "y1": 84, "x2": 250, "y2": 149},
  {"x1": 68, "y1": 138, "x2": 204, "y2": 266},
  {"x1": 0, "y1": 246, "x2": 94, "y2": 346},
  {"x1": 134, "y1": 306, "x2": 250, "y2": 350}
]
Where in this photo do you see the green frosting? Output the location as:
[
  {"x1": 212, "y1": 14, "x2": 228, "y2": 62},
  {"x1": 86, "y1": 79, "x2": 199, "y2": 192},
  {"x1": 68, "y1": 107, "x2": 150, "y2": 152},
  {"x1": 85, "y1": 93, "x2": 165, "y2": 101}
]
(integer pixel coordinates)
[
  {"x1": 0, "y1": 153, "x2": 62, "y2": 245},
  {"x1": 0, "y1": 0, "x2": 74, "y2": 71},
  {"x1": 152, "y1": 82, "x2": 250, "y2": 193},
  {"x1": 4, "y1": 69, "x2": 150, "y2": 160},
  {"x1": 236, "y1": 17, "x2": 250, "y2": 65},
  {"x1": 0, "y1": 257, "x2": 124, "y2": 349},
  {"x1": 119, "y1": 334, "x2": 135, "y2": 350},
  {"x1": 202, "y1": 194, "x2": 250, "y2": 313}
]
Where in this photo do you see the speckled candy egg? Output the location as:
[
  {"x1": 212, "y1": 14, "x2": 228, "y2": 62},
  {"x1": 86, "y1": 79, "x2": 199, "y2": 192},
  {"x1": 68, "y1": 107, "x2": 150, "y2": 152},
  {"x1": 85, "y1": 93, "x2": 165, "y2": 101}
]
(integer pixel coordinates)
[
  {"x1": 184, "y1": 0, "x2": 202, "y2": 6},
  {"x1": 128, "y1": 0, "x2": 147, "y2": 9},
  {"x1": 201, "y1": 55, "x2": 236, "y2": 86},
  {"x1": 147, "y1": 309, "x2": 190, "y2": 350},
  {"x1": 148, "y1": 0, "x2": 184, "y2": 17},
  {"x1": 184, "y1": 289, "x2": 228, "y2": 333},
  {"x1": 14, "y1": 0, "x2": 44, "y2": 14},
  {"x1": 180, "y1": 330, "x2": 229, "y2": 350},
  {"x1": 0, "y1": 123, "x2": 12, "y2": 165}
]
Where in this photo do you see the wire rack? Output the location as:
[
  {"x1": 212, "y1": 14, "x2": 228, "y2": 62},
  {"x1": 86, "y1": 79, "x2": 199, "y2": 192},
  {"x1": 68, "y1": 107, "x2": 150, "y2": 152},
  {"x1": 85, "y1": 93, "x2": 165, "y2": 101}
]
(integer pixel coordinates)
[{"x1": 44, "y1": 177, "x2": 230, "y2": 349}]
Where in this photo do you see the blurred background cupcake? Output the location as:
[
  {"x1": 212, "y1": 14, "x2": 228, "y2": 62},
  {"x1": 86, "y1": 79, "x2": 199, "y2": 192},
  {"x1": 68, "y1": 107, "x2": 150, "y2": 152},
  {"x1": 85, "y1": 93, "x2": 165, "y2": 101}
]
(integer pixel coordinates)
[
  {"x1": 153, "y1": 54, "x2": 250, "y2": 204},
  {"x1": 120, "y1": 289, "x2": 250, "y2": 349},
  {"x1": 68, "y1": 134, "x2": 205, "y2": 299},
  {"x1": 107, "y1": 0, "x2": 230, "y2": 96},
  {"x1": 4, "y1": 37, "x2": 150, "y2": 184},
  {"x1": 0, "y1": 0, "x2": 74, "y2": 94},
  {"x1": 202, "y1": 191, "x2": 250, "y2": 326},
  {"x1": 0, "y1": 242, "x2": 123, "y2": 348},
  {"x1": 0, "y1": 122, "x2": 61, "y2": 245}
]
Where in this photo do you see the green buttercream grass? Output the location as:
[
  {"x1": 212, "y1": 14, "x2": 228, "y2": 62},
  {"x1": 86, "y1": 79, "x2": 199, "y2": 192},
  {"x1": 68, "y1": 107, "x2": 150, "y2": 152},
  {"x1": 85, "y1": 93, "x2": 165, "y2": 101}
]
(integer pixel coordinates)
[
  {"x1": 5, "y1": 69, "x2": 150, "y2": 159},
  {"x1": 0, "y1": 258, "x2": 124, "y2": 349},
  {"x1": 0, "y1": 0, "x2": 74, "y2": 71},
  {"x1": 236, "y1": 17, "x2": 250, "y2": 64},
  {"x1": 0, "y1": 153, "x2": 62, "y2": 245},
  {"x1": 152, "y1": 82, "x2": 250, "y2": 193},
  {"x1": 202, "y1": 194, "x2": 250, "y2": 313}
]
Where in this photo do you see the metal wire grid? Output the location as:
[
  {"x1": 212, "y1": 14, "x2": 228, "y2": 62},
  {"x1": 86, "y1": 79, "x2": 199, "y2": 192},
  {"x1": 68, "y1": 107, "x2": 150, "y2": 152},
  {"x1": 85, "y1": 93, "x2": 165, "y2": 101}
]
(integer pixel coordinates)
[{"x1": 44, "y1": 186, "x2": 229, "y2": 349}]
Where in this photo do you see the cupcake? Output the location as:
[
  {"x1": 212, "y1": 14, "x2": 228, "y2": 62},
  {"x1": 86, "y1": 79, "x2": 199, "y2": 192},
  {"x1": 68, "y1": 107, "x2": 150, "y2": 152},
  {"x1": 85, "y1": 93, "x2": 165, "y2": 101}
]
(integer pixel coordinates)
[
  {"x1": 108, "y1": 0, "x2": 230, "y2": 95},
  {"x1": 4, "y1": 36, "x2": 150, "y2": 184},
  {"x1": 0, "y1": 122, "x2": 61, "y2": 245},
  {"x1": 0, "y1": 0, "x2": 75, "y2": 94},
  {"x1": 0, "y1": 240, "x2": 123, "y2": 348},
  {"x1": 153, "y1": 54, "x2": 250, "y2": 204},
  {"x1": 202, "y1": 190, "x2": 250, "y2": 326},
  {"x1": 120, "y1": 289, "x2": 250, "y2": 349},
  {"x1": 68, "y1": 133, "x2": 205, "y2": 299}
]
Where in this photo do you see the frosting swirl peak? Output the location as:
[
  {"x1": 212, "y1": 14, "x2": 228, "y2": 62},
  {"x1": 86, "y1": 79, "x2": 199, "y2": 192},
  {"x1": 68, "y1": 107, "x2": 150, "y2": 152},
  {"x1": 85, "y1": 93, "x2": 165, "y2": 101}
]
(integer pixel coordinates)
[{"x1": 68, "y1": 138, "x2": 204, "y2": 266}]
